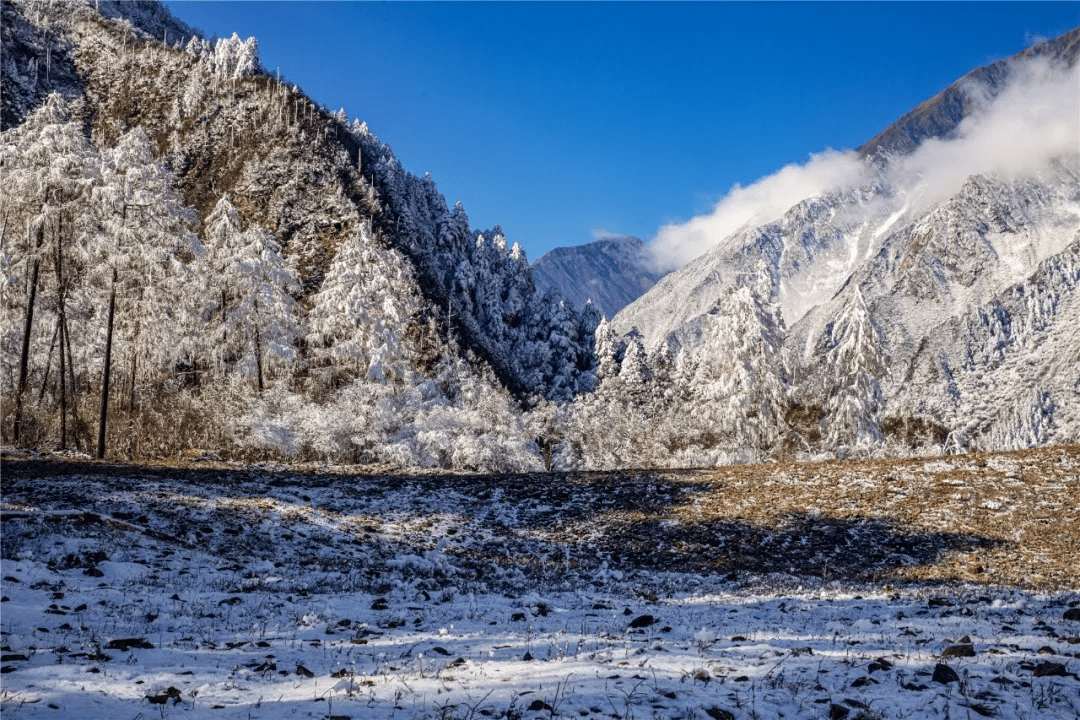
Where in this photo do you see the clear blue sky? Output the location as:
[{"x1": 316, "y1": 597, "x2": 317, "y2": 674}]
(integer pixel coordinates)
[{"x1": 163, "y1": 1, "x2": 1078, "y2": 262}]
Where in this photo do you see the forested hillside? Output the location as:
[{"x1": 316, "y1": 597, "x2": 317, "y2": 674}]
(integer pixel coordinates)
[
  {"x1": 2, "y1": 0, "x2": 1076, "y2": 471},
  {"x1": 0, "y1": 0, "x2": 593, "y2": 471}
]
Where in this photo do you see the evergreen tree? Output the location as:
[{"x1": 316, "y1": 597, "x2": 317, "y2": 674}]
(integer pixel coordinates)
[
  {"x1": 823, "y1": 286, "x2": 887, "y2": 455},
  {"x1": 201, "y1": 195, "x2": 303, "y2": 393},
  {"x1": 307, "y1": 222, "x2": 420, "y2": 387}
]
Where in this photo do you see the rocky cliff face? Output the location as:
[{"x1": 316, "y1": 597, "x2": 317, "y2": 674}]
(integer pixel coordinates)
[{"x1": 532, "y1": 235, "x2": 663, "y2": 319}]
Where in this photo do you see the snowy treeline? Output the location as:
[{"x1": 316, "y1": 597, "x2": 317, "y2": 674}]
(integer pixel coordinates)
[
  {"x1": 0, "y1": 94, "x2": 540, "y2": 471},
  {"x1": 0, "y1": 0, "x2": 581, "y2": 471}
]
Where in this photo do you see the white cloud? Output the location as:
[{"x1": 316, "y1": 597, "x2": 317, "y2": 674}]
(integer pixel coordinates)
[
  {"x1": 646, "y1": 54, "x2": 1080, "y2": 273},
  {"x1": 894, "y1": 56, "x2": 1080, "y2": 217},
  {"x1": 649, "y1": 149, "x2": 870, "y2": 272},
  {"x1": 591, "y1": 228, "x2": 625, "y2": 241}
]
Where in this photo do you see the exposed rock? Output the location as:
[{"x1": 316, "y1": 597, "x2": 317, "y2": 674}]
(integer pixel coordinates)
[
  {"x1": 933, "y1": 663, "x2": 960, "y2": 684},
  {"x1": 106, "y1": 638, "x2": 154, "y2": 650},
  {"x1": 1031, "y1": 661, "x2": 1069, "y2": 678},
  {"x1": 941, "y1": 644, "x2": 976, "y2": 658},
  {"x1": 704, "y1": 708, "x2": 735, "y2": 720}
]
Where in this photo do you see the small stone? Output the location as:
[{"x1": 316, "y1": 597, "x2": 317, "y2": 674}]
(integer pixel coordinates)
[
  {"x1": 528, "y1": 700, "x2": 553, "y2": 712},
  {"x1": 1031, "y1": 661, "x2": 1068, "y2": 677},
  {"x1": 629, "y1": 614, "x2": 656, "y2": 628},
  {"x1": 1037, "y1": 646, "x2": 1056, "y2": 655},
  {"x1": 829, "y1": 705, "x2": 849, "y2": 720},
  {"x1": 941, "y1": 644, "x2": 976, "y2": 658},
  {"x1": 106, "y1": 638, "x2": 154, "y2": 651},
  {"x1": 146, "y1": 686, "x2": 182, "y2": 705},
  {"x1": 704, "y1": 708, "x2": 734, "y2": 720},
  {"x1": 933, "y1": 663, "x2": 960, "y2": 684},
  {"x1": 1063, "y1": 608, "x2": 1080, "y2": 621}
]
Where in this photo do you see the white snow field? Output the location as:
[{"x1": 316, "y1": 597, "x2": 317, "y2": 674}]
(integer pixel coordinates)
[{"x1": 1, "y1": 447, "x2": 1078, "y2": 719}]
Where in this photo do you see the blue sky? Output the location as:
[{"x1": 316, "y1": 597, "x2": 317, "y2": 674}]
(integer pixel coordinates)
[{"x1": 163, "y1": 1, "x2": 1078, "y2": 262}]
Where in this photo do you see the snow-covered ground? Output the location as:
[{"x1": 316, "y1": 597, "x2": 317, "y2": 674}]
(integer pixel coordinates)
[{"x1": 2, "y1": 449, "x2": 1078, "y2": 719}]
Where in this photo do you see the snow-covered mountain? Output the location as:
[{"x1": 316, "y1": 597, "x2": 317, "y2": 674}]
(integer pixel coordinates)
[
  {"x1": 858, "y1": 26, "x2": 1080, "y2": 159},
  {"x1": 531, "y1": 235, "x2": 663, "y2": 319},
  {"x1": 586, "y1": 28, "x2": 1080, "y2": 466}
]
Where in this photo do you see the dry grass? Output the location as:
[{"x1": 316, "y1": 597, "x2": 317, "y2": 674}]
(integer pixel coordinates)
[
  {"x1": 668, "y1": 444, "x2": 1079, "y2": 589},
  {"x1": 1, "y1": 443, "x2": 1077, "y2": 593}
]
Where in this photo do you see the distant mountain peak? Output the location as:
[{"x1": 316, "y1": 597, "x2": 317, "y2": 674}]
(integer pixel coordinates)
[{"x1": 532, "y1": 235, "x2": 664, "y2": 319}]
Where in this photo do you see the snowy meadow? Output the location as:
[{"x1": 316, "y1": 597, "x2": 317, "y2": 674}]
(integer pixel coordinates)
[{"x1": 1, "y1": 446, "x2": 1079, "y2": 719}]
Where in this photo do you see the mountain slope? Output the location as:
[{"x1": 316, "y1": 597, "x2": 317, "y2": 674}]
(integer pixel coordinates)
[
  {"x1": 531, "y1": 235, "x2": 663, "y2": 318},
  {"x1": 0, "y1": 0, "x2": 597, "y2": 468},
  {"x1": 858, "y1": 26, "x2": 1080, "y2": 159},
  {"x1": 584, "y1": 28, "x2": 1080, "y2": 466}
]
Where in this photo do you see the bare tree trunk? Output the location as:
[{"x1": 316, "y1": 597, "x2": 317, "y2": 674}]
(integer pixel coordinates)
[
  {"x1": 55, "y1": 211, "x2": 67, "y2": 450},
  {"x1": 253, "y1": 295, "x2": 264, "y2": 394},
  {"x1": 62, "y1": 314, "x2": 82, "y2": 452},
  {"x1": 254, "y1": 324, "x2": 264, "y2": 394},
  {"x1": 58, "y1": 305, "x2": 67, "y2": 449},
  {"x1": 96, "y1": 269, "x2": 117, "y2": 459},
  {"x1": 36, "y1": 319, "x2": 59, "y2": 404},
  {"x1": 127, "y1": 328, "x2": 138, "y2": 460},
  {"x1": 13, "y1": 234, "x2": 42, "y2": 442}
]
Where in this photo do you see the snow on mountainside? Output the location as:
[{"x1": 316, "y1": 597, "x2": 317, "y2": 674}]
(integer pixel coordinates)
[
  {"x1": 591, "y1": 28, "x2": 1080, "y2": 465},
  {"x1": 532, "y1": 235, "x2": 663, "y2": 319},
  {"x1": 614, "y1": 184, "x2": 894, "y2": 348},
  {"x1": 3, "y1": 0, "x2": 1077, "y2": 469}
]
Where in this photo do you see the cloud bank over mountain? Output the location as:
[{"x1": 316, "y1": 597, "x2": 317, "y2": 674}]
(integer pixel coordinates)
[{"x1": 648, "y1": 55, "x2": 1080, "y2": 273}]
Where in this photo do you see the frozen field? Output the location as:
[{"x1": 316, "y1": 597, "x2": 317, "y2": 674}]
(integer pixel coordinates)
[{"x1": 1, "y1": 446, "x2": 1078, "y2": 719}]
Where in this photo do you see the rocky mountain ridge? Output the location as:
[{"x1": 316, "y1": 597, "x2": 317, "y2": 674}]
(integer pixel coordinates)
[{"x1": 531, "y1": 235, "x2": 663, "y2": 319}]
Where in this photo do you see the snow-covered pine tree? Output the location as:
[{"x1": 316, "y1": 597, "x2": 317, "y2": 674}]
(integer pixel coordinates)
[
  {"x1": 306, "y1": 222, "x2": 420, "y2": 388},
  {"x1": 201, "y1": 195, "x2": 303, "y2": 393},
  {"x1": 823, "y1": 286, "x2": 887, "y2": 456}
]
